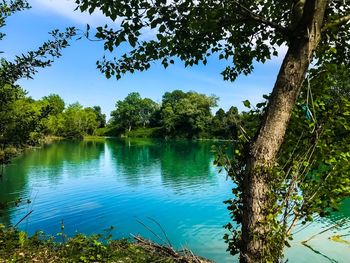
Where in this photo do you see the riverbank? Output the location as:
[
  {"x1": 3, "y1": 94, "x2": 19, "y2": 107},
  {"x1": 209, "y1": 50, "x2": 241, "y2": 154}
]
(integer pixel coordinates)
[{"x1": 0, "y1": 226, "x2": 212, "y2": 263}]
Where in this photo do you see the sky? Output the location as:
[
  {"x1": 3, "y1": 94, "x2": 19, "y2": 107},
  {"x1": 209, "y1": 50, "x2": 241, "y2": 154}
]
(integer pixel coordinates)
[{"x1": 2, "y1": 0, "x2": 286, "y2": 118}]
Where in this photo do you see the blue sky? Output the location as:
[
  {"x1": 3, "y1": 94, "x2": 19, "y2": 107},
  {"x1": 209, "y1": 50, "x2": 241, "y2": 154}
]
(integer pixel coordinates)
[{"x1": 2, "y1": 0, "x2": 286, "y2": 118}]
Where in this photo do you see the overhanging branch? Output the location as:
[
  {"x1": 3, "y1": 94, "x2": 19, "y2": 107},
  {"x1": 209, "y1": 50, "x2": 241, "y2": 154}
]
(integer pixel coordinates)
[
  {"x1": 322, "y1": 13, "x2": 350, "y2": 32},
  {"x1": 232, "y1": 1, "x2": 289, "y2": 34}
]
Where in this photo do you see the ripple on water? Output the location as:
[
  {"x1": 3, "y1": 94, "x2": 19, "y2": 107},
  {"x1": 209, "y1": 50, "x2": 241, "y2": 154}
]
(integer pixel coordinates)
[{"x1": 2, "y1": 139, "x2": 350, "y2": 263}]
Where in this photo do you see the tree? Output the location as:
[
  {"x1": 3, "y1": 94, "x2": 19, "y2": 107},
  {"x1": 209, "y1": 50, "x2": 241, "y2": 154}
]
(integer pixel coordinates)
[
  {"x1": 39, "y1": 94, "x2": 66, "y2": 135},
  {"x1": 0, "y1": 83, "x2": 26, "y2": 155},
  {"x1": 161, "y1": 90, "x2": 217, "y2": 138},
  {"x1": 41, "y1": 94, "x2": 65, "y2": 116},
  {"x1": 140, "y1": 98, "x2": 159, "y2": 127},
  {"x1": 0, "y1": 83, "x2": 48, "y2": 172},
  {"x1": 162, "y1": 90, "x2": 187, "y2": 108},
  {"x1": 59, "y1": 103, "x2": 98, "y2": 138},
  {"x1": 211, "y1": 107, "x2": 239, "y2": 139},
  {"x1": 92, "y1": 106, "x2": 106, "y2": 128},
  {"x1": 218, "y1": 64, "x2": 350, "y2": 259},
  {"x1": 1, "y1": 1, "x2": 76, "y2": 86},
  {"x1": 75, "y1": 0, "x2": 350, "y2": 261},
  {"x1": 110, "y1": 92, "x2": 158, "y2": 132}
]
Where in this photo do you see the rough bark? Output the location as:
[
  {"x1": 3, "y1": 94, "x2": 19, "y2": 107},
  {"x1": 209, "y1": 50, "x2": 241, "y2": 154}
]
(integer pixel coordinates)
[{"x1": 240, "y1": 1, "x2": 329, "y2": 262}]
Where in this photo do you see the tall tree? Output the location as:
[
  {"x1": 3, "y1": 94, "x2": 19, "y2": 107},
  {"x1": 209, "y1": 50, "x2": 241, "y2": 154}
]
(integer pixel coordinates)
[
  {"x1": 111, "y1": 92, "x2": 144, "y2": 132},
  {"x1": 75, "y1": 0, "x2": 350, "y2": 262}
]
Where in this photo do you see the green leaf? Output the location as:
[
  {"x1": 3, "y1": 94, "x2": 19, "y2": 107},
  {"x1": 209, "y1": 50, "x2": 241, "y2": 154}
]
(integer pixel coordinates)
[{"x1": 243, "y1": 100, "x2": 251, "y2": 108}]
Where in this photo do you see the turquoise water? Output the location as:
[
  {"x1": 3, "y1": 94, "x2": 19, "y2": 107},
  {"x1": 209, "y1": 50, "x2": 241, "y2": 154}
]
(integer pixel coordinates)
[{"x1": 0, "y1": 139, "x2": 349, "y2": 262}]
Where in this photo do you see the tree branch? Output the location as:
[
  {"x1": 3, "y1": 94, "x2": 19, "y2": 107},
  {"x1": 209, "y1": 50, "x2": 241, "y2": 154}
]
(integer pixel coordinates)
[
  {"x1": 322, "y1": 13, "x2": 350, "y2": 32},
  {"x1": 232, "y1": 1, "x2": 289, "y2": 34}
]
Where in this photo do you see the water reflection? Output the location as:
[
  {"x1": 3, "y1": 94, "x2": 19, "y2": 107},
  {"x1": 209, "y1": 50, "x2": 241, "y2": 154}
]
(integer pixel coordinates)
[
  {"x1": 0, "y1": 140, "x2": 105, "y2": 225},
  {"x1": 105, "y1": 138, "x2": 162, "y2": 185}
]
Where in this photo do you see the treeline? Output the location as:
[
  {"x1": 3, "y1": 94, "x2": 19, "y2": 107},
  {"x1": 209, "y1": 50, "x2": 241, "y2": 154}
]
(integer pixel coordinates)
[
  {"x1": 104, "y1": 90, "x2": 243, "y2": 139},
  {"x1": 0, "y1": 83, "x2": 106, "y2": 166},
  {"x1": 1, "y1": 83, "x2": 245, "y2": 167}
]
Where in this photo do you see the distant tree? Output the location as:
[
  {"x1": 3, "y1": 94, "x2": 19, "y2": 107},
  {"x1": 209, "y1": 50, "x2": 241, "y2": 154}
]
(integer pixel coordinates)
[
  {"x1": 211, "y1": 108, "x2": 226, "y2": 138},
  {"x1": 161, "y1": 91, "x2": 217, "y2": 138},
  {"x1": 0, "y1": 84, "x2": 26, "y2": 146},
  {"x1": 111, "y1": 92, "x2": 143, "y2": 132},
  {"x1": 140, "y1": 98, "x2": 159, "y2": 127},
  {"x1": 41, "y1": 94, "x2": 65, "y2": 116},
  {"x1": 224, "y1": 106, "x2": 239, "y2": 139},
  {"x1": 6, "y1": 97, "x2": 43, "y2": 145},
  {"x1": 211, "y1": 107, "x2": 239, "y2": 139},
  {"x1": 83, "y1": 107, "x2": 99, "y2": 135},
  {"x1": 44, "y1": 113, "x2": 65, "y2": 136},
  {"x1": 92, "y1": 106, "x2": 106, "y2": 128},
  {"x1": 59, "y1": 103, "x2": 98, "y2": 138},
  {"x1": 111, "y1": 92, "x2": 158, "y2": 132},
  {"x1": 162, "y1": 90, "x2": 186, "y2": 108}
]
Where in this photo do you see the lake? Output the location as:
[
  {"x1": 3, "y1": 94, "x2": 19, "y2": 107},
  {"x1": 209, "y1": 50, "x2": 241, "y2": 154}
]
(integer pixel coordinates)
[{"x1": 0, "y1": 138, "x2": 349, "y2": 262}]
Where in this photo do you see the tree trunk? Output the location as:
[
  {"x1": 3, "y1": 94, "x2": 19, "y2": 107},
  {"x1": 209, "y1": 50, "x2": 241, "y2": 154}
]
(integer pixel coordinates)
[{"x1": 240, "y1": 1, "x2": 328, "y2": 262}]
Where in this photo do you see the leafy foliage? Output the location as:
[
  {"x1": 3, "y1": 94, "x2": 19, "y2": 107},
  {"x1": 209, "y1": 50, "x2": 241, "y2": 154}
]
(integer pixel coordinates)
[
  {"x1": 0, "y1": 27, "x2": 77, "y2": 84},
  {"x1": 0, "y1": 225, "x2": 174, "y2": 262},
  {"x1": 92, "y1": 106, "x2": 106, "y2": 128},
  {"x1": 211, "y1": 107, "x2": 239, "y2": 139},
  {"x1": 215, "y1": 64, "x2": 350, "y2": 258},
  {"x1": 56, "y1": 103, "x2": 99, "y2": 139},
  {"x1": 0, "y1": 84, "x2": 42, "y2": 148},
  {"x1": 75, "y1": 0, "x2": 350, "y2": 81},
  {"x1": 0, "y1": 1, "x2": 77, "y2": 84},
  {"x1": 0, "y1": 0, "x2": 29, "y2": 43}
]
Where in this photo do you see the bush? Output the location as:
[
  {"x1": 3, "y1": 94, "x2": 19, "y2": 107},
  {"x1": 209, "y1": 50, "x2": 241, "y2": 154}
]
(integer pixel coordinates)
[{"x1": 0, "y1": 226, "x2": 174, "y2": 263}]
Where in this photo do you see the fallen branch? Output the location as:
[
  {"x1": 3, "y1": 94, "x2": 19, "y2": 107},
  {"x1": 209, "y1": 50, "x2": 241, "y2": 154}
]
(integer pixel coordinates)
[{"x1": 131, "y1": 235, "x2": 213, "y2": 263}]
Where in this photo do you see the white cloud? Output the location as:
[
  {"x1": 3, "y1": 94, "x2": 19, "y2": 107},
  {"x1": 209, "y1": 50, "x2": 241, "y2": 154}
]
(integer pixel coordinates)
[{"x1": 30, "y1": 0, "x2": 112, "y2": 26}]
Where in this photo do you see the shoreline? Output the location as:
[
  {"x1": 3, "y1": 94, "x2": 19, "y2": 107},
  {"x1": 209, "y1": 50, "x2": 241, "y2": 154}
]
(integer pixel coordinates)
[{"x1": 0, "y1": 226, "x2": 213, "y2": 263}]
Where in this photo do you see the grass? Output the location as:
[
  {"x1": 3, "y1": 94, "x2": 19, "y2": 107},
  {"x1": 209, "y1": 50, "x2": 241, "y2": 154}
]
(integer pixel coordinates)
[
  {"x1": 83, "y1": 135, "x2": 106, "y2": 142},
  {"x1": 125, "y1": 127, "x2": 164, "y2": 138}
]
